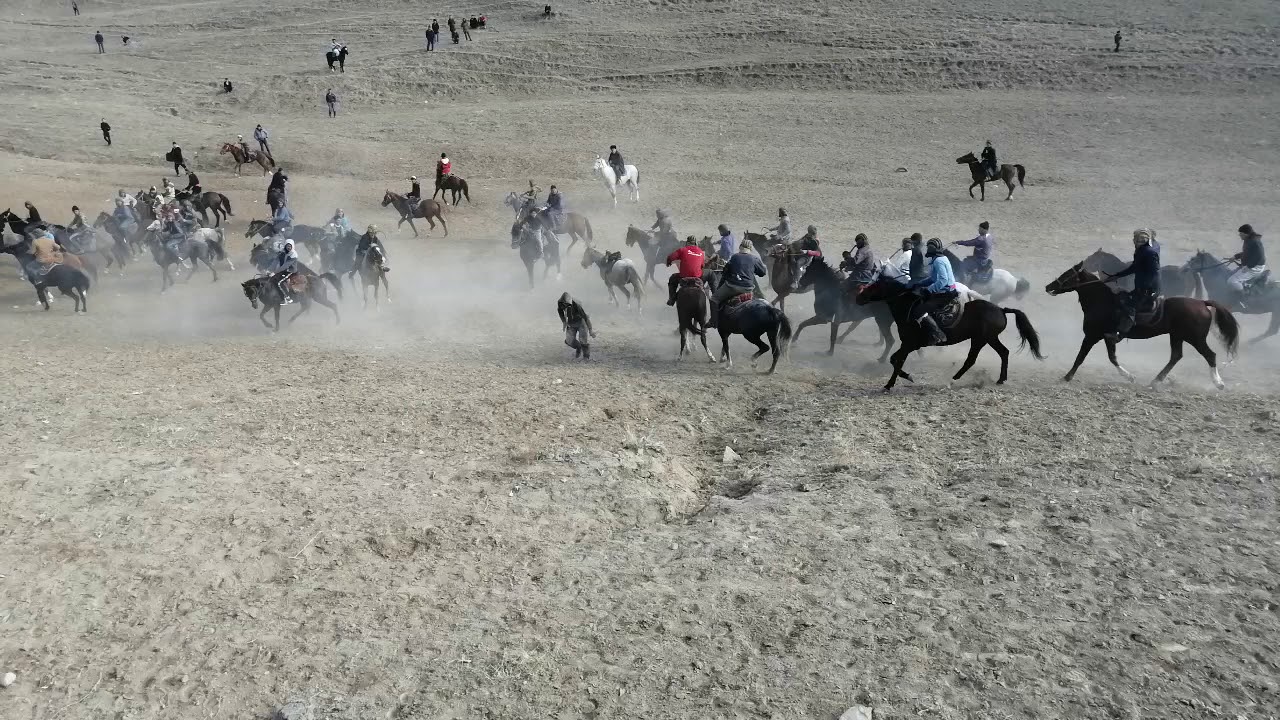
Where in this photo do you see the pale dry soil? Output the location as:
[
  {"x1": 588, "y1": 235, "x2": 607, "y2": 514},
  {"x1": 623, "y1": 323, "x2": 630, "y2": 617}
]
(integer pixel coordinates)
[{"x1": 1, "y1": 1, "x2": 1279, "y2": 719}]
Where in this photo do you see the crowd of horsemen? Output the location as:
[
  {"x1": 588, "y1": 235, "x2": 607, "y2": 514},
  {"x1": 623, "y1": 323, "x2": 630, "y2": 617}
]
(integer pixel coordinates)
[{"x1": 3, "y1": 134, "x2": 1270, "y2": 354}]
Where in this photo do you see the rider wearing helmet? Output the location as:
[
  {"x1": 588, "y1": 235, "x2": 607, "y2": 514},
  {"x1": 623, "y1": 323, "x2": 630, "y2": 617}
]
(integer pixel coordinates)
[
  {"x1": 1104, "y1": 228, "x2": 1161, "y2": 340},
  {"x1": 909, "y1": 238, "x2": 958, "y2": 345}
]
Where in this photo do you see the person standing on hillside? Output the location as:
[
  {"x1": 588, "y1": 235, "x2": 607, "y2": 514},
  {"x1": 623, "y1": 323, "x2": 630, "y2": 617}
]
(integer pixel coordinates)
[
  {"x1": 1114, "y1": 30, "x2": 1122, "y2": 52},
  {"x1": 72, "y1": 1, "x2": 79, "y2": 16},
  {"x1": 166, "y1": 142, "x2": 188, "y2": 175},
  {"x1": 425, "y1": 27, "x2": 436, "y2": 51},
  {"x1": 100, "y1": 119, "x2": 111, "y2": 146},
  {"x1": 326, "y1": 89, "x2": 338, "y2": 118},
  {"x1": 223, "y1": 78, "x2": 233, "y2": 93},
  {"x1": 94, "y1": 31, "x2": 104, "y2": 53},
  {"x1": 254, "y1": 124, "x2": 271, "y2": 156},
  {"x1": 462, "y1": 20, "x2": 471, "y2": 41}
]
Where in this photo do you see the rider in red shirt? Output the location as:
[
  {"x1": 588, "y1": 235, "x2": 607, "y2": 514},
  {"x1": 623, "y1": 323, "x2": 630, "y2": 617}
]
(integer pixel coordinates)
[
  {"x1": 436, "y1": 152, "x2": 452, "y2": 184},
  {"x1": 665, "y1": 236, "x2": 706, "y2": 306}
]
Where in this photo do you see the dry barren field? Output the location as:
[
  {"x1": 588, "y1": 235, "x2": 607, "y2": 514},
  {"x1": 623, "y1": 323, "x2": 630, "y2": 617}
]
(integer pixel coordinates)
[{"x1": 1, "y1": 1, "x2": 1278, "y2": 719}]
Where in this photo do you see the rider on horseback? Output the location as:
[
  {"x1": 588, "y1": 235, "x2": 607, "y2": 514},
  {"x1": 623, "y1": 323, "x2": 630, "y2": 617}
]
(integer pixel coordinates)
[
  {"x1": 272, "y1": 203, "x2": 294, "y2": 237},
  {"x1": 544, "y1": 185, "x2": 564, "y2": 233},
  {"x1": 329, "y1": 208, "x2": 353, "y2": 235},
  {"x1": 651, "y1": 209, "x2": 677, "y2": 249},
  {"x1": 183, "y1": 171, "x2": 201, "y2": 198},
  {"x1": 712, "y1": 240, "x2": 766, "y2": 322},
  {"x1": 841, "y1": 233, "x2": 879, "y2": 287},
  {"x1": 788, "y1": 225, "x2": 821, "y2": 291},
  {"x1": 436, "y1": 153, "x2": 452, "y2": 184},
  {"x1": 112, "y1": 198, "x2": 138, "y2": 236},
  {"x1": 665, "y1": 235, "x2": 707, "y2": 306},
  {"x1": 237, "y1": 134, "x2": 253, "y2": 162},
  {"x1": 715, "y1": 224, "x2": 737, "y2": 262},
  {"x1": 954, "y1": 221, "x2": 995, "y2": 279},
  {"x1": 31, "y1": 231, "x2": 64, "y2": 276},
  {"x1": 910, "y1": 238, "x2": 959, "y2": 346},
  {"x1": 607, "y1": 145, "x2": 626, "y2": 181},
  {"x1": 1103, "y1": 228, "x2": 1160, "y2": 341},
  {"x1": 980, "y1": 141, "x2": 998, "y2": 180},
  {"x1": 354, "y1": 225, "x2": 387, "y2": 271},
  {"x1": 767, "y1": 208, "x2": 792, "y2": 244},
  {"x1": 1228, "y1": 223, "x2": 1266, "y2": 308},
  {"x1": 117, "y1": 189, "x2": 137, "y2": 208},
  {"x1": 407, "y1": 176, "x2": 421, "y2": 203},
  {"x1": 270, "y1": 240, "x2": 299, "y2": 304},
  {"x1": 162, "y1": 214, "x2": 189, "y2": 266}
]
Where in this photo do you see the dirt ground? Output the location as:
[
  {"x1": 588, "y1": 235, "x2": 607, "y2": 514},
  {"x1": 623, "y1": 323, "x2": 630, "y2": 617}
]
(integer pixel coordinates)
[{"x1": 1, "y1": 1, "x2": 1279, "y2": 719}]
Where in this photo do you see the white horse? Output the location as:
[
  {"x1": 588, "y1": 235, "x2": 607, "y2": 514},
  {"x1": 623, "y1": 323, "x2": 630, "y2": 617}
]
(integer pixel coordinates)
[{"x1": 591, "y1": 156, "x2": 640, "y2": 207}]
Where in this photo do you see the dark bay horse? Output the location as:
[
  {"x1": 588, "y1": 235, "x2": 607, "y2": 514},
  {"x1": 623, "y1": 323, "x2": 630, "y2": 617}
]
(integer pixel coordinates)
[
  {"x1": 325, "y1": 45, "x2": 348, "y2": 72},
  {"x1": 1046, "y1": 263, "x2": 1238, "y2": 388},
  {"x1": 242, "y1": 273, "x2": 342, "y2": 332},
  {"x1": 956, "y1": 152, "x2": 1026, "y2": 201},
  {"x1": 793, "y1": 255, "x2": 895, "y2": 361},
  {"x1": 511, "y1": 219, "x2": 560, "y2": 289},
  {"x1": 220, "y1": 143, "x2": 274, "y2": 176},
  {"x1": 433, "y1": 175, "x2": 471, "y2": 205},
  {"x1": 381, "y1": 191, "x2": 447, "y2": 237},
  {"x1": 356, "y1": 243, "x2": 391, "y2": 308},
  {"x1": 1184, "y1": 250, "x2": 1280, "y2": 343},
  {"x1": 0, "y1": 241, "x2": 91, "y2": 312},
  {"x1": 624, "y1": 225, "x2": 679, "y2": 288},
  {"x1": 176, "y1": 190, "x2": 233, "y2": 227},
  {"x1": 857, "y1": 274, "x2": 1044, "y2": 390},
  {"x1": 146, "y1": 228, "x2": 227, "y2": 292},
  {"x1": 0, "y1": 211, "x2": 98, "y2": 280},
  {"x1": 1082, "y1": 248, "x2": 1192, "y2": 298},
  {"x1": 716, "y1": 298, "x2": 792, "y2": 373},
  {"x1": 675, "y1": 278, "x2": 716, "y2": 362}
]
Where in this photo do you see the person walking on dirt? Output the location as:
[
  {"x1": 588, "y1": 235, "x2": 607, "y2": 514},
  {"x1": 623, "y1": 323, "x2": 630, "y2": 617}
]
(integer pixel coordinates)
[
  {"x1": 1114, "y1": 30, "x2": 1122, "y2": 52},
  {"x1": 72, "y1": 1, "x2": 79, "y2": 16},
  {"x1": 166, "y1": 142, "x2": 188, "y2": 175},
  {"x1": 462, "y1": 20, "x2": 471, "y2": 41},
  {"x1": 94, "y1": 31, "x2": 104, "y2": 53},
  {"x1": 425, "y1": 27, "x2": 436, "y2": 51},
  {"x1": 254, "y1": 124, "x2": 271, "y2": 156},
  {"x1": 326, "y1": 89, "x2": 338, "y2": 118},
  {"x1": 431, "y1": 18, "x2": 440, "y2": 36},
  {"x1": 100, "y1": 119, "x2": 111, "y2": 146},
  {"x1": 223, "y1": 78, "x2": 233, "y2": 93},
  {"x1": 557, "y1": 292, "x2": 597, "y2": 360}
]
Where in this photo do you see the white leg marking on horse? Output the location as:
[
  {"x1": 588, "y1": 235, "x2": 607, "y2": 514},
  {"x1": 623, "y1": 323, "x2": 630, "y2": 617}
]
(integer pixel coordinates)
[
  {"x1": 1211, "y1": 367, "x2": 1225, "y2": 389},
  {"x1": 1116, "y1": 365, "x2": 1134, "y2": 380}
]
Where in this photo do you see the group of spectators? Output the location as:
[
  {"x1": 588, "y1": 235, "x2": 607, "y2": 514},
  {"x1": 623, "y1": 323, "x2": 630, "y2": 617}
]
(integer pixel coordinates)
[{"x1": 425, "y1": 15, "x2": 486, "y2": 50}]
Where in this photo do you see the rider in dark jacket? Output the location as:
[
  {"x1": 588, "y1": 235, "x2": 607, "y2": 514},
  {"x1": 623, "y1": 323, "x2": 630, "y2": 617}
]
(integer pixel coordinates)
[
  {"x1": 607, "y1": 145, "x2": 626, "y2": 180},
  {"x1": 1105, "y1": 228, "x2": 1161, "y2": 339},
  {"x1": 980, "y1": 141, "x2": 998, "y2": 179}
]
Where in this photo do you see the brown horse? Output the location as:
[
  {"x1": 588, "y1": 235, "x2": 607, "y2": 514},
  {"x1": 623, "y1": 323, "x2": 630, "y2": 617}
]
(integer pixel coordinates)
[
  {"x1": 381, "y1": 191, "x2": 447, "y2": 237},
  {"x1": 220, "y1": 143, "x2": 274, "y2": 176},
  {"x1": 433, "y1": 175, "x2": 471, "y2": 206},
  {"x1": 1046, "y1": 263, "x2": 1238, "y2": 388},
  {"x1": 178, "y1": 190, "x2": 234, "y2": 227},
  {"x1": 956, "y1": 152, "x2": 1026, "y2": 201},
  {"x1": 623, "y1": 225, "x2": 678, "y2": 288}
]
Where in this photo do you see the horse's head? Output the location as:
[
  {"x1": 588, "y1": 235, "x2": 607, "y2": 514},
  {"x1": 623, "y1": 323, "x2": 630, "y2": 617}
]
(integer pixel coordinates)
[
  {"x1": 795, "y1": 254, "x2": 830, "y2": 292},
  {"x1": 369, "y1": 244, "x2": 386, "y2": 266},
  {"x1": 581, "y1": 246, "x2": 601, "y2": 269},
  {"x1": 956, "y1": 152, "x2": 978, "y2": 165},
  {"x1": 1182, "y1": 250, "x2": 1219, "y2": 274},
  {"x1": 591, "y1": 157, "x2": 606, "y2": 176},
  {"x1": 1045, "y1": 262, "x2": 1099, "y2": 295},
  {"x1": 381, "y1": 191, "x2": 395, "y2": 207},
  {"x1": 242, "y1": 278, "x2": 261, "y2": 308},
  {"x1": 244, "y1": 220, "x2": 265, "y2": 238}
]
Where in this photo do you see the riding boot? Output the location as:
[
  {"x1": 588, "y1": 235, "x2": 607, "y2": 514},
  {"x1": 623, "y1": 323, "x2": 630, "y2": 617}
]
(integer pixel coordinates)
[{"x1": 918, "y1": 315, "x2": 947, "y2": 345}]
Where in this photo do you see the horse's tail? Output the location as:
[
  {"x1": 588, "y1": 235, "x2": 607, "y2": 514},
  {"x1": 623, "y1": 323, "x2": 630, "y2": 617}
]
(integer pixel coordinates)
[
  {"x1": 774, "y1": 306, "x2": 793, "y2": 356},
  {"x1": 1207, "y1": 300, "x2": 1240, "y2": 357},
  {"x1": 319, "y1": 272, "x2": 344, "y2": 301},
  {"x1": 634, "y1": 168, "x2": 640, "y2": 187},
  {"x1": 221, "y1": 194, "x2": 234, "y2": 217},
  {"x1": 461, "y1": 179, "x2": 471, "y2": 203},
  {"x1": 1002, "y1": 308, "x2": 1045, "y2": 359},
  {"x1": 627, "y1": 265, "x2": 644, "y2": 297},
  {"x1": 210, "y1": 230, "x2": 227, "y2": 260},
  {"x1": 584, "y1": 217, "x2": 594, "y2": 244},
  {"x1": 1015, "y1": 164, "x2": 1026, "y2": 187},
  {"x1": 1014, "y1": 276, "x2": 1031, "y2": 298}
]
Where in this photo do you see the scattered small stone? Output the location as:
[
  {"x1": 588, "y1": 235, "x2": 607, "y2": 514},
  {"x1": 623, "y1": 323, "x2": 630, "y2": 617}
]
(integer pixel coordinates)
[
  {"x1": 603, "y1": 408, "x2": 617, "y2": 419},
  {"x1": 797, "y1": 483, "x2": 817, "y2": 492},
  {"x1": 722, "y1": 446, "x2": 740, "y2": 464},
  {"x1": 1159, "y1": 643, "x2": 1189, "y2": 654},
  {"x1": 840, "y1": 706, "x2": 873, "y2": 720},
  {"x1": 988, "y1": 537, "x2": 1009, "y2": 548},
  {"x1": 1, "y1": 672, "x2": 15, "y2": 688},
  {"x1": 273, "y1": 700, "x2": 310, "y2": 720}
]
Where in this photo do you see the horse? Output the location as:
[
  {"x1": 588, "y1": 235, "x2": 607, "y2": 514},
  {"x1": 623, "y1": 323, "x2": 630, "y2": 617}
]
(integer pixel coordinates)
[
  {"x1": 763, "y1": 243, "x2": 812, "y2": 312},
  {"x1": 177, "y1": 190, "x2": 233, "y2": 227},
  {"x1": 511, "y1": 219, "x2": 560, "y2": 289},
  {"x1": 504, "y1": 191, "x2": 536, "y2": 216},
  {"x1": 590, "y1": 156, "x2": 640, "y2": 207},
  {"x1": 675, "y1": 277, "x2": 716, "y2": 362},
  {"x1": 63, "y1": 224, "x2": 128, "y2": 275},
  {"x1": 1082, "y1": 248, "x2": 1193, "y2": 298},
  {"x1": 956, "y1": 152, "x2": 1026, "y2": 201},
  {"x1": 381, "y1": 191, "x2": 447, "y2": 237},
  {"x1": 0, "y1": 241, "x2": 91, "y2": 312},
  {"x1": 242, "y1": 273, "x2": 342, "y2": 332},
  {"x1": 320, "y1": 227, "x2": 361, "y2": 279},
  {"x1": 940, "y1": 248, "x2": 1030, "y2": 304},
  {"x1": 792, "y1": 255, "x2": 896, "y2": 361},
  {"x1": 356, "y1": 243, "x2": 391, "y2": 308},
  {"x1": 325, "y1": 45, "x2": 348, "y2": 72},
  {"x1": 715, "y1": 297, "x2": 793, "y2": 373},
  {"x1": 1045, "y1": 263, "x2": 1238, "y2": 389},
  {"x1": 624, "y1": 225, "x2": 680, "y2": 288},
  {"x1": 856, "y1": 274, "x2": 1045, "y2": 391},
  {"x1": 220, "y1": 143, "x2": 274, "y2": 176},
  {"x1": 1183, "y1": 250, "x2": 1280, "y2": 343},
  {"x1": 267, "y1": 187, "x2": 286, "y2": 213},
  {"x1": 146, "y1": 227, "x2": 229, "y2": 292},
  {"x1": 581, "y1": 246, "x2": 645, "y2": 313},
  {"x1": 0, "y1": 211, "x2": 99, "y2": 280},
  {"x1": 433, "y1": 175, "x2": 471, "y2": 206},
  {"x1": 93, "y1": 212, "x2": 143, "y2": 266}
]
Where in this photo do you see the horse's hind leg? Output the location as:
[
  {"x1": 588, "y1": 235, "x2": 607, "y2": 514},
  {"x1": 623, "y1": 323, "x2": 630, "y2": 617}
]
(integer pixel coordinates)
[
  {"x1": 1151, "y1": 337, "x2": 1185, "y2": 386},
  {"x1": 989, "y1": 338, "x2": 1010, "y2": 384},
  {"x1": 288, "y1": 298, "x2": 311, "y2": 324},
  {"x1": 1188, "y1": 336, "x2": 1224, "y2": 389},
  {"x1": 204, "y1": 256, "x2": 218, "y2": 282},
  {"x1": 1250, "y1": 312, "x2": 1280, "y2": 344},
  {"x1": 1005, "y1": 179, "x2": 1015, "y2": 201},
  {"x1": 381, "y1": 274, "x2": 391, "y2": 303}
]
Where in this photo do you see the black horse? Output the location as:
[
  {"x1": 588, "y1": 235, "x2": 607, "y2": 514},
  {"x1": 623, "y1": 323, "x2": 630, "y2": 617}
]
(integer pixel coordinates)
[
  {"x1": 675, "y1": 278, "x2": 716, "y2": 362},
  {"x1": 624, "y1": 225, "x2": 680, "y2": 289},
  {"x1": 1046, "y1": 262, "x2": 1238, "y2": 388},
  {"x1": 716, "y1": 297, "x2": 792, "y2": 373},
  {"x1": 433, "y1": 175, "x2": 471, "y2": 205},
  {"x1": 242, "y1": 273, "x2": 342, "y2": 332},
  {"x1": 1183, "y1": 250, "x2": 1280, "y2": 343},
  {"x1": 1082, "y1": 248, "x2": 1192, "y2": 298},
  {"x1": 320, "y1": 229, "x2": 361, "y2": 278},
  {"x1": 856, "y1": 274, "x2": 1044, "y2": 390},
  {"x1": 325, "y1": 45, "x2": 348, "y2": 72},
  {"x1": 146, "y1": 230, "x2": 227, "y2": 292},
  {"x1": 793, "y1": 255, "x2": 896, "y2": 361},
  {"x1": 0, "y1": 241, "x2": 91, "y2": 312},
  {"x1": 511, "y1": 219, "x2": 560, "y2": 289}
]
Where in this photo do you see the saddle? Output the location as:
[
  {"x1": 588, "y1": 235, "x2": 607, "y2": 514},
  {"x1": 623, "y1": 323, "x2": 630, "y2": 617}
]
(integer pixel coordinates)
[
  {"x1": 970, "y1": 261, "x2": 994, "y2": 285},
  {"x1": 1134, "y1": 296, "x2": 1165, "y2": 326},
  {"x1": 678, "y1": 276, "x2": 704, "y2": 289},
  {"x1": 923, "y1": 291, "x2": 967, "y2": 329},
  {"x1": 723, "y1": 292, "x2": 754, "y2": 311},
  {"x1": 1245, "y1": 270, "x2": 1272, "y2": 293},
  {"x1": 603, "y1": 251, "x2": 622, "y2": 270}
]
